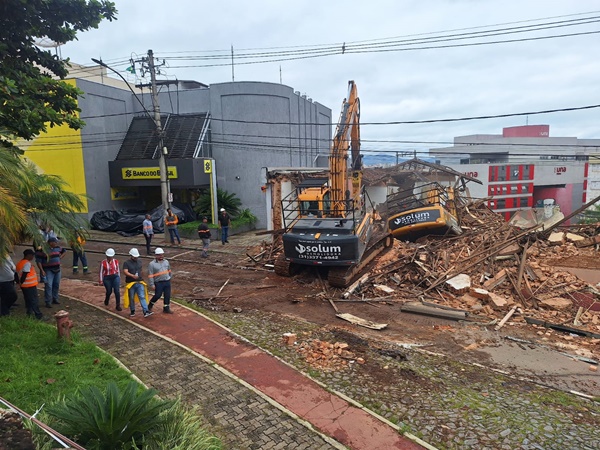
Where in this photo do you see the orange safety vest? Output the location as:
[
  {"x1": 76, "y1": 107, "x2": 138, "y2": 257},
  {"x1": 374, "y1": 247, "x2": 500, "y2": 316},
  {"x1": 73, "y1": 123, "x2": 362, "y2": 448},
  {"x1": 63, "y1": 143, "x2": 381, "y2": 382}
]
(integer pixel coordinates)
[
  {"x1": 16, "y1": 259, "x2": 38, "y2": 288},
  {"x1": 166, "y1": 214, "x2": 179, "y2": 226}
]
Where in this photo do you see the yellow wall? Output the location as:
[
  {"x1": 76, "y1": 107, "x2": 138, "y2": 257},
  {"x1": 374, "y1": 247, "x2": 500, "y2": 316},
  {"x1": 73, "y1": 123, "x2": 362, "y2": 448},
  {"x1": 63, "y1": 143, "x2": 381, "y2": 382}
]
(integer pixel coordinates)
[{"x1": 22, "y1": 79, "x2": 88, "y2": 212}]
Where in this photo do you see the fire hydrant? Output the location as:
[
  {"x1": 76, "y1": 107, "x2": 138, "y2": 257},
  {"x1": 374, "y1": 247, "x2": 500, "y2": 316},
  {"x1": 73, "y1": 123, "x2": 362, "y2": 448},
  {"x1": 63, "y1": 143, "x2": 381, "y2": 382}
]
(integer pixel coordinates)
[{"x1": 54, "y1": 310, "x2": 74, "y2": 342}]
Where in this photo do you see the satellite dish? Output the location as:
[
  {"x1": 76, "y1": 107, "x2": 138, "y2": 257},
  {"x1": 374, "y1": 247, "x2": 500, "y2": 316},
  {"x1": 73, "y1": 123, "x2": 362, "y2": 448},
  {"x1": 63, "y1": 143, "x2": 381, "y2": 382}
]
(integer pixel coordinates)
[
  {"x1": 34, "y1": 38, "x2": 62, "y2": 57},
  {"x1": 35, "y1": 37, "x2": 60, "y2": 48}
]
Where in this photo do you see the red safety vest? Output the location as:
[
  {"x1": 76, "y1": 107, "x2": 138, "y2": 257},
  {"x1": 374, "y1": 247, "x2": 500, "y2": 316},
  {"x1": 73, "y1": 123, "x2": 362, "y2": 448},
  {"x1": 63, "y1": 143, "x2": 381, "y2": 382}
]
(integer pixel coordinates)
[{"x1": 16, "y1": 259, "x2": 38, "y2": 288}]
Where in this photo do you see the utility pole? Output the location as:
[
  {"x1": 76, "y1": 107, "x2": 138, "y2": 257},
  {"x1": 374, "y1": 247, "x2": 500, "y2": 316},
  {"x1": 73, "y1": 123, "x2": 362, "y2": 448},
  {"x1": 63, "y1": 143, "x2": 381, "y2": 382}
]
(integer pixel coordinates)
[
  {"x1": 147, "y1": 49, "x2": 170, "y2": 241},
  {"x1": 231, "y1": 45, "x2": 235, "y2": 82}
]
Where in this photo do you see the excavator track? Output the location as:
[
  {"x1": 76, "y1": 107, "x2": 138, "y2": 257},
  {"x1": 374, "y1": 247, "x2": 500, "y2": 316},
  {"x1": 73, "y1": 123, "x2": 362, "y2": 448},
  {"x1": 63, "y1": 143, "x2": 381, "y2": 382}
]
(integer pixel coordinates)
[
  {"x1": 327, "y1": 229, "x2": 393, "y2": 288},
  {"x1": 274, "y1": 253, "x2": 293, "y2": 277}
]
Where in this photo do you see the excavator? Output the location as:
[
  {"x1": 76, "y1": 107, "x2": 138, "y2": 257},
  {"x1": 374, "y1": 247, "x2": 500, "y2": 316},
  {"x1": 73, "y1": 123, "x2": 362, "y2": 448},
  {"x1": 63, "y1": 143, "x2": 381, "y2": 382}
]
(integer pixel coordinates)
[{"x1": 275, "y1": 81, "x2": 392, "y2": 288}]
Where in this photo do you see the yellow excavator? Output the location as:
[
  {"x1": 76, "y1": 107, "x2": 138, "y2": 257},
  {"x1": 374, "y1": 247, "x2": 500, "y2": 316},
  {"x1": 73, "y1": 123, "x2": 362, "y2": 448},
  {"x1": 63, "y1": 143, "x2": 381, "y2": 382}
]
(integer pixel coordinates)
[{"x1": 275, "y1": 81, "x2": 392, "y2": 287}]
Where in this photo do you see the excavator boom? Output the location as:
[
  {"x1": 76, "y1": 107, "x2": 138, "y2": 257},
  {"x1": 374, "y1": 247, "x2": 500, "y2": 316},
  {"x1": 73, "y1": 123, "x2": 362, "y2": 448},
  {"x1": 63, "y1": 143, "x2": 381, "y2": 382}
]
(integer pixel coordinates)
[
  {"x1": 275, "y1": 81, "x2": 392, "y2": 287},
  {"x1": 329, "y1": 80, "x2": 361, "y2": 217}
]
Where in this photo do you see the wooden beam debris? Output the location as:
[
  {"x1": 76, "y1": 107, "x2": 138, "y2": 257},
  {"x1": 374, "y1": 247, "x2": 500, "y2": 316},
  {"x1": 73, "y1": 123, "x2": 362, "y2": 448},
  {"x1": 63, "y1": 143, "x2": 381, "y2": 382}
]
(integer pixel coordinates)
[
  {"x1": 524, "y1": 317, "x2": 600, "y2": 339},
  {"x1": 215, "y1": 279, "x2": 230, "y2": 298},
  {"x1": 494, "y1": 306, "x2": 518, "y2": 331},
  {"x1": 401, "y1": 302, "x2": 468, "y2": 321},
  {"x1": 342, "y1": 274, "x2": 369, "y2": 299},
  {"x1": 336, "y1": 313, "x2": 388, "y2": 330}
]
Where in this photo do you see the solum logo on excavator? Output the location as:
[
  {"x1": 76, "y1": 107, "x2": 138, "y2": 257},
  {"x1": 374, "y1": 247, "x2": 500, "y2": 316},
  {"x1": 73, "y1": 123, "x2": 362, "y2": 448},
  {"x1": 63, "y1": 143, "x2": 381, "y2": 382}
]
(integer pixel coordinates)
[{"x1": 295, "y1": 243, "x2": 342, "y2": 255}]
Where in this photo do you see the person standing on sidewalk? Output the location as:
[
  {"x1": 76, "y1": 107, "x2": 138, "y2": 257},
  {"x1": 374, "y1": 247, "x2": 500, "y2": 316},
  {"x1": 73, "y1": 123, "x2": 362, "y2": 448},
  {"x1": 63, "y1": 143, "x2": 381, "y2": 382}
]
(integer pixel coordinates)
[
  {"x1": 165, "y1": 208, "x2": 181, "y2": 245},
  {"x1": 197, "y1": 216, "x2": 211, "y2": 257},
  {"x1": 142, "y1": 214, "x2": 154, "y2": 255},
  {"x1": 36, "y1": 237, "x2": 66, "y2": 308},
  {"x1": 147, "y1": 247, "x2": 173, "y2": 314},
  {"x1": 123, "y1": 248, "x2": 152, "y2": 318},
  {"x1": 218, "y1": 208, "x2": 231, "y2": 245},
  {"x1": 16, "y1": 249, "x2": 44, "y2": 320},
  {"x1": 70, "y1": 231, "x2": 89, "y2": 275},
  {"x1": 0, "y1": 254, "x2": 18, "y2": 317},
  {"x1": 99, "y1": 248, "x2": 121, "y2": 311}
]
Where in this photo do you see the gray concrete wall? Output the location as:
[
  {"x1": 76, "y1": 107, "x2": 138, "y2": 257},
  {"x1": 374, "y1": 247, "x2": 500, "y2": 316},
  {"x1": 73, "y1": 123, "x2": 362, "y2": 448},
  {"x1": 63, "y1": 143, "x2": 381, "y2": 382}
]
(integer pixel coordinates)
[
  {"x1": 156, "y1": 87, "x2": 211, "y2": 116},
  {"x1": 153, "y1": 81, "x2": 331, "y2": 227},
  {"x1": 209, "y1": 82, "x2": 331, "y2": 228},
  {"x1": 76, "y1": 79, "x2": 135, "y2": 215},
  {"x1": 75, "y1": 79, "x2": 331, "y2": 228}
]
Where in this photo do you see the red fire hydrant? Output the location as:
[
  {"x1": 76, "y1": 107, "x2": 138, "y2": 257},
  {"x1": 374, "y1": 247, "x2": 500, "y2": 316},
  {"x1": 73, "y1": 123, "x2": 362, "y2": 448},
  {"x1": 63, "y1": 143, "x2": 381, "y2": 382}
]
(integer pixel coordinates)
[{"x1": 54, "y1": 310, "x2": 74, "y2": 342}]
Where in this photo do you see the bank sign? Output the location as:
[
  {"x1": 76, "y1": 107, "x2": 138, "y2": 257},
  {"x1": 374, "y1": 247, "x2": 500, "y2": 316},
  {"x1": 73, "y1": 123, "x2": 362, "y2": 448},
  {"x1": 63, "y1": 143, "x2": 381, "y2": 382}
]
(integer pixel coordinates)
[
  {"x1": 122, "y1": 167, "x2": 178, "y2": 180},
  {"x1": 389, "y1": 209, "x2": 441, "y2": 231}
]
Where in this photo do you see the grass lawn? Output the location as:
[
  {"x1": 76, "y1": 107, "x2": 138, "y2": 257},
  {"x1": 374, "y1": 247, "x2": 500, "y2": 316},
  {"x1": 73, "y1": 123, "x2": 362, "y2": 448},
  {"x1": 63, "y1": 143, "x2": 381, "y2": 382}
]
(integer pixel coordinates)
[
  {"x1": 0, "y1": 315, "x2": 222, "y2": 450},
  {"x1": 0, "y1": 316, "x2": 134, "y2": 413}
]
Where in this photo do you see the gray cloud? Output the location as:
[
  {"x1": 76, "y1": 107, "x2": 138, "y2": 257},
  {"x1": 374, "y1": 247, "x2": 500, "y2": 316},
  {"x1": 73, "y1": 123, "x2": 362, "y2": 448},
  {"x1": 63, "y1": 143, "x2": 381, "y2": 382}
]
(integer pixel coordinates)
[{"x1": 61, "y1": 0, "x2": 600, "y2": 155}]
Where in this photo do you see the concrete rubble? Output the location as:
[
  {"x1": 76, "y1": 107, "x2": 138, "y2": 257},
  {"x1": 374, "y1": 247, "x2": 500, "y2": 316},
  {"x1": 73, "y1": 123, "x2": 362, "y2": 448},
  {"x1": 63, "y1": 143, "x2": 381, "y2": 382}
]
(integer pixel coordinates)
[{"x1": 354, "y1": 198, "x2": 600, "y2": 361}]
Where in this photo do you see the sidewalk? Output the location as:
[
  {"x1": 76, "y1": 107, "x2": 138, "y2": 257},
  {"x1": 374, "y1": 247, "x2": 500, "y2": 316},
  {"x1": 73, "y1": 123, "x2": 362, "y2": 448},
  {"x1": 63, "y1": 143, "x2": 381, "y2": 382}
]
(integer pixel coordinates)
[
  {"x1": 87, "y1": 228, "x2": 269, "y2": 255},
  {"x1": 57, "y1": 278, "x2": 426, "y2": 450}
]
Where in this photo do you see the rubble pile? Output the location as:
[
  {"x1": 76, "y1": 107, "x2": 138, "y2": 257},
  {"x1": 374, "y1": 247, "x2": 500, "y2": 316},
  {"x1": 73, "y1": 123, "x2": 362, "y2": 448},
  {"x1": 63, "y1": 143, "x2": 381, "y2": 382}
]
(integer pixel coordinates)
[
  {"x1": 246, "y1": 240, "x2": 281, "y2": 267},
  {"x1": 291, "y1": 338, "x2": 361, "y2": 372},
  {"x1": 362, "y1": 201, "x2": 600, "y2": 339}
]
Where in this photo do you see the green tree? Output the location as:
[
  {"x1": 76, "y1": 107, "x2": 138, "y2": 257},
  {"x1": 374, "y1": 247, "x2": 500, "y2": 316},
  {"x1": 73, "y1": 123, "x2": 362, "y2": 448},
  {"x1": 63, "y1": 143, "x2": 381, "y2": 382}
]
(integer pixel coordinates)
[
  {"x1": 0, "y1": 0, "x2": 117, "y2": 254},
  {"x1": 0, "y1": 0, "x2": 116, "y2": 147}
]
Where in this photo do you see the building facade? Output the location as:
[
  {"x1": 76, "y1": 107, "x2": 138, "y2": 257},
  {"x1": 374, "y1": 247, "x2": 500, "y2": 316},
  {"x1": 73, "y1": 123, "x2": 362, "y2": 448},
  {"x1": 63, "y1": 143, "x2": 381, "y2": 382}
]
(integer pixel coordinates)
[
  {"x1": 23, "y1": 64, "x2": 332, "y2": 228},
  {"x1": 431, "y1": 125, "x2": 599, "y2": 220}
]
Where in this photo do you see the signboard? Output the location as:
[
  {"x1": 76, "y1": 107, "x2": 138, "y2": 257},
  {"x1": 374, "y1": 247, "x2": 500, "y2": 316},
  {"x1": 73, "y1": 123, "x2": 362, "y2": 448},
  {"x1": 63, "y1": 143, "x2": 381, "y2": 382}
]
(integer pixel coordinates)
[
  {"x1": 121, "y1": 166, "x2": 178, "y2": 180},
  {"x1": 204, "y1": 159, "x2": 213, "y2": 174},
  {"x1": 283, "y1": 237, "x2": 357, "y2": 263},
  {"x1": 389, "y1": 208, "x2": 441, "y2": 232}
]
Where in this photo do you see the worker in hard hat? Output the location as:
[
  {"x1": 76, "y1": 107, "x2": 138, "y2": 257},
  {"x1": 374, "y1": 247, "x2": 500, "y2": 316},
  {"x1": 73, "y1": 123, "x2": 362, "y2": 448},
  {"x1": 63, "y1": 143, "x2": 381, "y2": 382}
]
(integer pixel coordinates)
[
  {"x1": 99, "y1": 248, "x2": 121, "y2": 311},
  {"x1": 147, "y1": 247, "x2": 173, "y2": 314},
  {"x1": 217, "y1": 208, "x2": 231, "y2": 245},
  {"x1": 123, "y1": 248, "x2": 152, "y2": 318}
]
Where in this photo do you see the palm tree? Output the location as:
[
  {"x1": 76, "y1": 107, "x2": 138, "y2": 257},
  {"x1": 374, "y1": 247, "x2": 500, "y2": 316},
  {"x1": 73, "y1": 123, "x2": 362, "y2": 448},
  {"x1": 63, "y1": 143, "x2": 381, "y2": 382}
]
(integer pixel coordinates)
[
  {"x1": 194, "y1": 188, "x2": 242, "y2": 218},
  {"x1": 0, "y1": 149, "x2": 87, "y2": 256}
]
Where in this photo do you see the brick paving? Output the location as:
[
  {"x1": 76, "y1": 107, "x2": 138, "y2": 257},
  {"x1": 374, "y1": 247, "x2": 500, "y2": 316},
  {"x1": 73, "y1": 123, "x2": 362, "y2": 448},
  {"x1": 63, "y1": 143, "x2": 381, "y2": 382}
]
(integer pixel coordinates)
[{"x1": 63, "y1": 297, "x2": 339, "y2": 450}]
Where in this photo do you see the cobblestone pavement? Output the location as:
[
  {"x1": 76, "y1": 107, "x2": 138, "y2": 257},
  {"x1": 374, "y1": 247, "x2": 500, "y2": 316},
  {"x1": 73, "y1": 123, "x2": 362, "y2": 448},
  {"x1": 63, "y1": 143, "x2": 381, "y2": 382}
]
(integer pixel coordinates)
[
  {"x1": 203, "y1": 309, "x2": 600, "y2": 450},
  {"x1": 62, "y1": 297, "x2": 339, "y2": 450}
]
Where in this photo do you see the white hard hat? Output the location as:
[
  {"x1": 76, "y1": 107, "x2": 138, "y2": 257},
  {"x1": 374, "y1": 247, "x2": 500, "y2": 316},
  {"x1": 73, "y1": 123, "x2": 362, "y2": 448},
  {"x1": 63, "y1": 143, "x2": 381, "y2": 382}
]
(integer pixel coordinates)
[
  {"x1": 220, "y1": 208, "x2": 225, "y2": 212},
  {"x1": 154, "y1": 247, "x2": 165, "y2": 255},
  {"x1": 129, "y1": 248, "x2": 140, "y2": 258},
  {"x1": 105, "y1": 248, "x2": 115, "y2": 257}
]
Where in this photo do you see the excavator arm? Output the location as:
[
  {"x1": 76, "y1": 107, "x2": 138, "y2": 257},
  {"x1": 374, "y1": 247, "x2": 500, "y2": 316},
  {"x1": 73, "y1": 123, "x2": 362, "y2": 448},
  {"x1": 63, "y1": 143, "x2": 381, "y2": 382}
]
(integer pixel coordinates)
[{"x1": 329, "y1": 80, "x2": 360, "y2": 217}]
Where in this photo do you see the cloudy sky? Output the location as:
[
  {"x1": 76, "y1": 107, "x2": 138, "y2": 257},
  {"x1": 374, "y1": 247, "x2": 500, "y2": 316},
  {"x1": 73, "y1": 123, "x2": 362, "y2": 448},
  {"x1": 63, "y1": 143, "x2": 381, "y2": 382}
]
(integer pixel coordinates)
[{"x1": 59, "y1": 0, "x2": 600, "y2": 158}]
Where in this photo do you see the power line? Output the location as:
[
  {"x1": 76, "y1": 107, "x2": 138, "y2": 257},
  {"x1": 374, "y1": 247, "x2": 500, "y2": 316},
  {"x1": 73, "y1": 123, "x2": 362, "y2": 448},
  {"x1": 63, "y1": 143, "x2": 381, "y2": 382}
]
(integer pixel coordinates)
[
  {"x1": 72, "y1": 12, "x2": 600, "y2": 75},
  {"x1": 75, "y1": 102, "x2": 600, "y2": 125},
  {"x1": 142, "y1": 13, "x2": 600, "y2": 60}
]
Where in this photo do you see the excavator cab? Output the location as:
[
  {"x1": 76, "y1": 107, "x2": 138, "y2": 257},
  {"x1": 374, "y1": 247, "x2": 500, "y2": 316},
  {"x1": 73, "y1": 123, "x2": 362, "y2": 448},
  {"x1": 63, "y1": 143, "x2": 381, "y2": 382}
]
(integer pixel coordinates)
[{"x1": 298, "y1": 187, "x2": 331, "y2": 218}]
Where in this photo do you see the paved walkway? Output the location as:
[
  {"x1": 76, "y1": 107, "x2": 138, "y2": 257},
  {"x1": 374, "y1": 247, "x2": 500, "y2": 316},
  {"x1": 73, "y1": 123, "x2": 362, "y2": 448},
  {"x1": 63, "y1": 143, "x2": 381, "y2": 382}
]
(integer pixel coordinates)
[
  {"x1": 56, "y1": 278, "x2": 426, "y2": 450},
  {"x1": 87, "y1": 228, "x2": 268, "y2": 256}
]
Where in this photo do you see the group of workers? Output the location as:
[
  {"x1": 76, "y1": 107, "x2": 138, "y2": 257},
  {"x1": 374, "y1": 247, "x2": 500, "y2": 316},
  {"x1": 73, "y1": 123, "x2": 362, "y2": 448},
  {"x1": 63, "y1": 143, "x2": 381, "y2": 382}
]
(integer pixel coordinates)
[
  {"x1": 0, "y1": 208, "x2": 233, "y2": 320},
  {"x1": 99, "y1": 246, "x2": 171, "y2": 316}
]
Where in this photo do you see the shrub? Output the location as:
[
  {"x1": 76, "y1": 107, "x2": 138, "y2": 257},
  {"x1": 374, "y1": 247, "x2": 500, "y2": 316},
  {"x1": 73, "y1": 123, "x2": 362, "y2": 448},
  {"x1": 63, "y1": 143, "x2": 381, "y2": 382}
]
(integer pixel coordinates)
[
  {"x1": 47, "y1": 381, "x2": 174, "y2": 449},
  {"x1": 148, "y1": 400, "x2": 222, "y2": 450}
]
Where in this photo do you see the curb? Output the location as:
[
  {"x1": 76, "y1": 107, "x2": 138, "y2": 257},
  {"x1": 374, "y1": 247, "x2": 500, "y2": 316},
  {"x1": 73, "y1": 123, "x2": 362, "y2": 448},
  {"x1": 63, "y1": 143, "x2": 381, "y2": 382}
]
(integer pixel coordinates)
[{"x1": 59, "y1": 292, "x2": 348, "y2": 450}]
